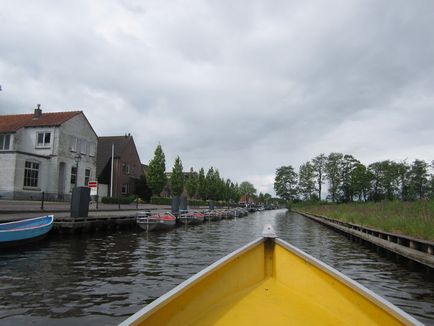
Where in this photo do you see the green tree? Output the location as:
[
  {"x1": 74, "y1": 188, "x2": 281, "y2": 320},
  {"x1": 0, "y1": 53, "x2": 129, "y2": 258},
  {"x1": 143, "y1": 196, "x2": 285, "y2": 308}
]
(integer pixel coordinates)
[
  {"x1": 274, "y1": 165, "x2": 298, "y2": 201},
  {"x1": 407, "y1": 159, "x2": 429, "y2": 200},
  {"x1": 368, "y1": 160, "x2": 403, "y2": 201},
  {"x1": 148, "y1": 144, "x2": 167, "y2": 196},
  {"x1": 230, "y1": 182, "x2": 240, "y2": 203},
  {"x1": 325, "y1": 153, "x2": 343, "y2": 202},
  {"x1": 239, "y1": 181, "x2": 257, "y2": 203},
  {"x1": 134, "y1": 175, "x2": 152, "y2": 202},
  {"x1": 205, "y1": 167, "x2": 216, "y2": 200},
  {"x1": 197, "y1": 168, "x2": 207, "y2": 200},
  {"x1": 339, "y1": 154, "x2": 360, "y2": 202},
  {"x1": 298, "y1": 161, "x2": 316, "y2": 201},
  {"x1": 351, "y1": 163, "x2": 371, "y2": 201},
  {"x1": 263, "y1": 193, "x2": 272, "y2": 205},
  {"x1": 312, "y1": 154, "x2": 327, "y2": 201},
  {"x1": 170, "y1": 156, "x2": 184, "y2": 196},
  {"x1": 185, "y1": 167, "x2": 197, "y2": 198}
]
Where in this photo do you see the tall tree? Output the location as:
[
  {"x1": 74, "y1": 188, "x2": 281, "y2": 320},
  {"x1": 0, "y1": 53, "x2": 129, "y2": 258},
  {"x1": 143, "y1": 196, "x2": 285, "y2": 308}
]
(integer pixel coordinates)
[
  {"x1": 325, "y1": 153, "x2": 343, "y2": 202},
  {"x1": 274, "y1": 165, "x2": 298, "y2": 201},
  {"x1": 205, "y1": 167, "x2": 216, "y2": 200},
  {"x1": 197, "y1": 168, "x2": 207, "y2": 200},
  {"x1": 230, "y1": 182, "x2": 240, "y2": 203},
  {"x1": 148, "y1": 144, "x2": 167, "y2": 196},
  {"x1": 298, "y1": 161, "x2": 316, "y2": 201},
  {"x1": 339, "y1": 154, "x2": 360, "y2": 202},
  {"x1": 170, "y1": 156, "x2": 184, "y2": 196},
  {"x1": 239, "y1": 181, "x2": 257, "y2": 203},
  {"x1": 407, "y1": 159, "x2": 429, "y2": 200},
  {"x1": 312, "y1": 154, "x2": 327, "y2": 201},
  {"x1": 134, "y1": 175, "x2": 152, "y2": 202},
  {"x1": 351, "y1": 163, "x2": 371, "y2": 201},
  {"x1": 185, "y1": 167, "x2": 197, "y2": 198}
]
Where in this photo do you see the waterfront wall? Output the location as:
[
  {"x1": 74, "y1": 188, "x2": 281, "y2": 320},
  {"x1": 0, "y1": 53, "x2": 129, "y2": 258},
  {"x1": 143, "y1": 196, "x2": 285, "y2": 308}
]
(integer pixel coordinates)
[{"x1": 295, "y1": 210, "x2": 434, "y2": 269}]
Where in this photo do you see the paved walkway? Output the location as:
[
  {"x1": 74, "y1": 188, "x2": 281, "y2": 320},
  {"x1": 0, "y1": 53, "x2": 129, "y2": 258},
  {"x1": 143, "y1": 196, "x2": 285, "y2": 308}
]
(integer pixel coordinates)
[{"x1": 0, "y1": 199, "x2": 173, "y2": 222}]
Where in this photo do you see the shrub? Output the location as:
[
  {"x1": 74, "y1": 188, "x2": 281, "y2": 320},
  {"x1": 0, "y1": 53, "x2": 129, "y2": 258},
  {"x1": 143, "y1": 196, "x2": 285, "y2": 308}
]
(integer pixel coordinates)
[
  {"x1": 101, "y1": 196, "x2": 136, "y2": 204},
  {"x1": 150, "y1": 196, "x2": 172, "y2": 205}
]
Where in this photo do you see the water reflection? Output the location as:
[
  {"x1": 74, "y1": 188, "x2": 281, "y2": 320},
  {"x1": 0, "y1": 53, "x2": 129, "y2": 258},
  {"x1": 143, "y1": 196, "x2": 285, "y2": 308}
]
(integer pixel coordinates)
[{"x1": 0, "y1": 210, "x2": 433, "y2": 325}]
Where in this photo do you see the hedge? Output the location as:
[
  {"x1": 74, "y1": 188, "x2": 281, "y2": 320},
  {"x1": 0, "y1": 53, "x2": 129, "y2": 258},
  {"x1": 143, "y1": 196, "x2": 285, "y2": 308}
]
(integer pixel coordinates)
[
  {"x1": 150, "y1": 196, "x2": 172, "y2": 205},
  {"x1": 101, "y1": 196, "x2": 137, "y2": 204}
]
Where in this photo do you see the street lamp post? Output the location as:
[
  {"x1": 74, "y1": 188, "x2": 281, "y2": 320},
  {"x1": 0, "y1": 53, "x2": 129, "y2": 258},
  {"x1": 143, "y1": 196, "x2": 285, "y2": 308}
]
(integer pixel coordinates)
[{"x1": 74, "y1": 154, "x2": 81, "y2": 188}]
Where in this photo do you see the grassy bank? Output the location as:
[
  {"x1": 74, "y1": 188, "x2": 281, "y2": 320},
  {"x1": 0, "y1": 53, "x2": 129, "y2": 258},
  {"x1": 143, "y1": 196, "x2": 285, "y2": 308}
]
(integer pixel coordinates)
[{"x1": 294, "y1": 201, "x2": 434, "y2": 241}]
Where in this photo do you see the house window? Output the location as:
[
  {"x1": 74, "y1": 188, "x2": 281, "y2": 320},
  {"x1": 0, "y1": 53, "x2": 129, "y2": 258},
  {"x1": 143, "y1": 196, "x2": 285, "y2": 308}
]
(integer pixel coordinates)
[
  {"x1": 123, "y1": 163, "x2": 131, "y2": 175},
  {"x1": 80, "y1": 140, "x2": 86, "y2": 155},
  {"x1": 24, "y1": 161, "x2": 39, "y2": 188},
  {"x1": 85, "y1": 169, "x2": 91, "y2": 186},
  {"x1": 121, "y1": 183, "x2": 129, "y2": 194},
  {"x1": 71, "y1": 166, "x2": 77, "y2": 188},
  {"x1": 36, "y1": 131, "x2": 51, "y2": 148},
  {"x1": 0, "y1": 134, "x2": 11, "y2": 150},
  {"x1": 89, "y1": 143, "x2": 96, "y2": 157},
  {"x1": 70, "y1": 136, "x2": 77, "y2": 152}
]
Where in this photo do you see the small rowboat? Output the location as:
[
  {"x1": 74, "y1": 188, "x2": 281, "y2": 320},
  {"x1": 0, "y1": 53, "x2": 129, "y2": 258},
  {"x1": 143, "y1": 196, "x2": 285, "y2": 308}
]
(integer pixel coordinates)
[
  {"x1": 137, "y1": 212, "x2": 176, "y2": 231},
  {"x1": 121, "y1": 225, "x2": 421, "y2": 326},
  {"x1": 178, "y1": 211, "x2": 204, "y2": 226},
  {"x1": 0, "y1": 215, "x2": 54, "y2": 248}
]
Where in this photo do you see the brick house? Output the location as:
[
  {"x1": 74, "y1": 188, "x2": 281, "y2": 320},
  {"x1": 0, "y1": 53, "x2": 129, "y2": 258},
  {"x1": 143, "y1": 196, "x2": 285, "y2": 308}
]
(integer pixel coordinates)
[
  {"x1": 0, "y1": 106, "x2": 98, "y2": 200},
  {"x1": 96, "y1": 134, "x2": 144, "y2": 198}
]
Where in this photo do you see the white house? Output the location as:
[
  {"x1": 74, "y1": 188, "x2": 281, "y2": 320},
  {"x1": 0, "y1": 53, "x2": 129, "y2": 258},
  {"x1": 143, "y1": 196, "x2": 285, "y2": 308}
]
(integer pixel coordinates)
[{"x1": 0, "y1": 105, "x2": 98, "y2": 200}]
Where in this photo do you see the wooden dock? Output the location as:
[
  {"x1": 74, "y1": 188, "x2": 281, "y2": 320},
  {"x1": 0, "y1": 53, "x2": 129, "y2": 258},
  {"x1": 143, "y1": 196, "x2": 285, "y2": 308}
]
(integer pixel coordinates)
[
  {"x1": 295, "y1": 210, "x2": 434, "y2": 269},
  {"x1": 52, "y1": 214, "x2": 139, "y2": 233}
]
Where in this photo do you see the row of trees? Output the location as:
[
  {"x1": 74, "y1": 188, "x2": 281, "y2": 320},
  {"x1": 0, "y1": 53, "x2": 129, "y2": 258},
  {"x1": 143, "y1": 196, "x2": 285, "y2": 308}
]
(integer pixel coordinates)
[
  {"x1": 146, "y1": 144, "x2": 278, "y2": 206},
  {"x1": 274, "y1": 153, "x2": 434, "y2": 203}
]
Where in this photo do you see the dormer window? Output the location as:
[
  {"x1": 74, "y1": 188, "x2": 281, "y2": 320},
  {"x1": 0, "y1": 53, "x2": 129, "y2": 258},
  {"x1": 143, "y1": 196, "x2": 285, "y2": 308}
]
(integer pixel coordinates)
[
  {"x1": 0, "y1": 134, "x2": 11, "y2": 150},
  {"x1": 36, "y1": 131, "x2": 51, "y2": 148}
]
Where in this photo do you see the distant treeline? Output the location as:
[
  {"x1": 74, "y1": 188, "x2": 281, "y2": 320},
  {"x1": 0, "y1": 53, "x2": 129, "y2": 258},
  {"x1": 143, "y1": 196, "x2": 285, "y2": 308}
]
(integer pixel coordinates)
[
  {"x1": 274, "y1": 153, "x2": 434, "y2": 203},
  {"x1": 144, "y1": 144, "x2": 283, "y2": 206}
]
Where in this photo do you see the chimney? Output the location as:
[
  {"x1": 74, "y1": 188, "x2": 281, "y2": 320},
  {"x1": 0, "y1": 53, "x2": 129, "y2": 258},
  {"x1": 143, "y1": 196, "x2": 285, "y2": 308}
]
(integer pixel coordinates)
[{"x1": 33, "y1": 104, "x2": 42, "y2": 119}]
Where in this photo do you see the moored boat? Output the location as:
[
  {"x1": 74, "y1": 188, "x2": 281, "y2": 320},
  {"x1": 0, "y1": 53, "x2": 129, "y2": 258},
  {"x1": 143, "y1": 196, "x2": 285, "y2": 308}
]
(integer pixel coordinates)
[
  {"x1": 121, "y1": 225, "x2": 421, "y2": 326},
  {"x1": 178, "y1": 211, "x2": 204, "y2": 226},
  {"x1": 137, "y1": 211, "x2": 176, "y2": 231},
  {"x1": 0, "y1": 215, "x2": 54, "y2": 248}
]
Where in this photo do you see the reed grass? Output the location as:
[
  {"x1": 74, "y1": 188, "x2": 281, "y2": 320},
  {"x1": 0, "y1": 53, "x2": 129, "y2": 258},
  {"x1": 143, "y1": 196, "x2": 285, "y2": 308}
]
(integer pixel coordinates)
[{"x1": 295, "y1": 201, "x2": 434, "y2": 241}]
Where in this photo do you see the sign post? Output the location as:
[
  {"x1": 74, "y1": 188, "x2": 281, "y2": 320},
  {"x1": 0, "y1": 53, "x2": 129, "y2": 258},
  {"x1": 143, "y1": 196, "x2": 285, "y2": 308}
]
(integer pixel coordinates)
[{"x1": 88, "y1": 181, "x2": 98, "y2": 196}]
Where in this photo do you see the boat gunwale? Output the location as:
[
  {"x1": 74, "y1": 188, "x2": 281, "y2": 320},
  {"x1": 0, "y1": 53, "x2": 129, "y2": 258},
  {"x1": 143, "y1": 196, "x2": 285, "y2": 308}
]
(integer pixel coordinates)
[
  {"x1": 119, "y1": 237, "x2": 264, "y2": 326},
  {"x1": 0, "y1": 215, "x2": 54, "y2": 233},
  {"x1": 120, "y1": 235, "x2": 423, "y2": 326},
  {"x1": 275, "y1": 238, "x2": 423, "y2": 326}
]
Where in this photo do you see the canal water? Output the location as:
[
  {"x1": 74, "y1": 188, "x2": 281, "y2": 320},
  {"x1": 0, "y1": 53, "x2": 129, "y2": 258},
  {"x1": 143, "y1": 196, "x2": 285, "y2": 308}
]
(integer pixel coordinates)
[{"x1": 0, "y1": 210, "x2": 433, "y2": 325}]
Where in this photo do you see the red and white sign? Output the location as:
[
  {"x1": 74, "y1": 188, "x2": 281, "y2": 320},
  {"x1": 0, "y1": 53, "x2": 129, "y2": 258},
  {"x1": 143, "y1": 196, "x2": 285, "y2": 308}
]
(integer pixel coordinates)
[{"x1": 88, "y1": 181, "x2": 98, "y2": 195}]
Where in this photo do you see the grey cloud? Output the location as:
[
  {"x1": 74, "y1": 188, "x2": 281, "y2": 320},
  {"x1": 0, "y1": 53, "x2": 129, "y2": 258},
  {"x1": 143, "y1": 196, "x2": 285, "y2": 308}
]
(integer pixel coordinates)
[{"x1": 1, "y1": 0, "x2": 433, "y2": 194}]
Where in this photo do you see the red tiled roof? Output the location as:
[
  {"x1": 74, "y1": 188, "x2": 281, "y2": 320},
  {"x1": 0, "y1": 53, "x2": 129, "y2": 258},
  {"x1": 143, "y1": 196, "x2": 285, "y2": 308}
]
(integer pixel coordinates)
[{"x1": 0, "y1": 111, "x2": 82, "y2": 133}]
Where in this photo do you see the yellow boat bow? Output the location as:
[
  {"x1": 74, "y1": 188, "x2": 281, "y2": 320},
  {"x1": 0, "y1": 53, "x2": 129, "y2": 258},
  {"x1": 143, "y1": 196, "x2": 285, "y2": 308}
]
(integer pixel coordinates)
[{"x1": 121, "y1": 225, "x2": 421, "y2": 325}]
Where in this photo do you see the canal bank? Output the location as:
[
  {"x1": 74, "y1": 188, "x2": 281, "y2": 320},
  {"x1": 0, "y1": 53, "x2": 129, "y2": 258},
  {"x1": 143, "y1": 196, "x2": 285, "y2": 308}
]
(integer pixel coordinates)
[{"x1": 295, "y1": 210, "x2": 434, "y2": 269}]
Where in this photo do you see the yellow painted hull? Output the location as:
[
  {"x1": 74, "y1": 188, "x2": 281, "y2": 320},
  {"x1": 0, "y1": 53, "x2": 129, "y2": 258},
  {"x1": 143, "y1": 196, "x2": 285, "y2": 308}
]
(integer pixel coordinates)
[{"x1": 121, "y1": 237, "x2": 421, "y2": 325}]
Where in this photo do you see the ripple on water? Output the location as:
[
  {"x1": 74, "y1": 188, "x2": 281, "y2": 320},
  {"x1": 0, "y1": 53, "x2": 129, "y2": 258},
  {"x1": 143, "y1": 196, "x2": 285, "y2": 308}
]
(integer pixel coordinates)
[{"x1": 0, "y1": 210, "x2": 433, "y2": 325}]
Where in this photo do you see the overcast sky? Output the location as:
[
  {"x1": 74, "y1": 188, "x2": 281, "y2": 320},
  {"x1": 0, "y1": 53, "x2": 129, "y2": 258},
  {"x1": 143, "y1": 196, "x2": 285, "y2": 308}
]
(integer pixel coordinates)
[{"x1": 1, "y1": 0, "x2": 433, "y2": 195}]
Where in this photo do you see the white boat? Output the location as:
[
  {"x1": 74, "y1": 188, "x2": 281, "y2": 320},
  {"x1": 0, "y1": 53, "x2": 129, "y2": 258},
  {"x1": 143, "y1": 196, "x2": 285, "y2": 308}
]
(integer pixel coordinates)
[{"x1": 136, "y1": 211, "x2": 176, "y2": 231}]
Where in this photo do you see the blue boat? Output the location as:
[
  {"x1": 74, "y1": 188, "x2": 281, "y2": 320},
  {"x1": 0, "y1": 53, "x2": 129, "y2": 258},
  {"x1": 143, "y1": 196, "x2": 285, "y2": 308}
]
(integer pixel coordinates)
[{"x1": 0, "y1": 215, "x2": 54, "y2": 248}]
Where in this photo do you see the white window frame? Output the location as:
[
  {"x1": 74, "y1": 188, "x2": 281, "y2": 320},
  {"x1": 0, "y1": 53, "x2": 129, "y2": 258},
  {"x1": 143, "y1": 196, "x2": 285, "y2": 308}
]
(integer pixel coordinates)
[
  {"x1": 0, "y1": 134, "x2": 11, "y2": 150},
  {"x1": 36, "y1": 131, "x2": 51, "y2": 148},
  {"x1": 80, "y1": 140, "x2": 87, "y2": 155},
  {"x1": 89, "y1": 142, "x2": 96, "y2": 157},
  {"x1": 70, "y1": 136, "x2": 77, "y2": 152},
  {"x1": 24, "y1": 161, "x2": 40, "y2": 188},
  {"x1": 121, "y1": 183, "x2": 129, "y2": 194}
]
